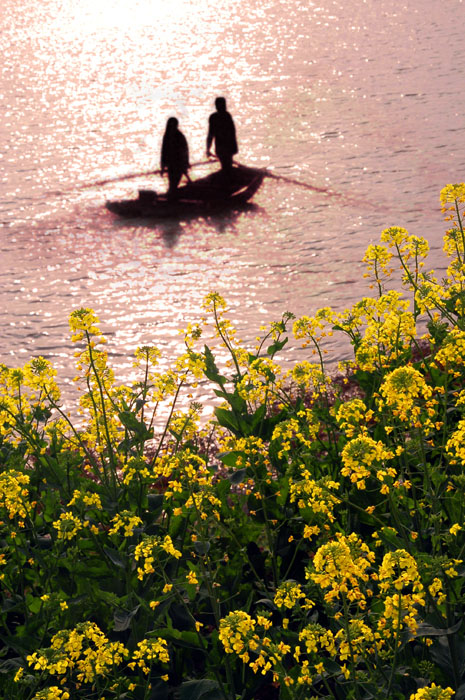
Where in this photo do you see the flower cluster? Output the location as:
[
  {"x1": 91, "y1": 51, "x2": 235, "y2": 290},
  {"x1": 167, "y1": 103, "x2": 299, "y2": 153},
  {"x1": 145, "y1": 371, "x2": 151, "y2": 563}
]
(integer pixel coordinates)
[
  {"x1": 309, "y1": 533, "x2": 376, "y2": 607},
  {"x1": 410, "y1": 684, "x2": 455, "y2": 700},
  {"x1": 289, "y1": 472, "x2": 339, "y2": 522},
  {"x1": 0, "y1": 470, "x2": 30, "y2": 522},
  {"x1": 27, "y1": 622, "x2": 128, "y2": 684},
  {"x1": 128, "y1": 638, "x2": 169, "y2": 674},
  {"x1": 134, "y1": 534, "x2": 182, "y2": 580},
  {"x1": 379, "y1": 365, "x2": 437, "y2": 430},
  {"x1": 52, "y1": 512, "x2": 85, "y2": 541},
  {"x1": 108, "y1": 510, "x2": 143, "y2": 537},
  {"x1": 341, "y1": 436, "x2": 396, "y2": 491}
]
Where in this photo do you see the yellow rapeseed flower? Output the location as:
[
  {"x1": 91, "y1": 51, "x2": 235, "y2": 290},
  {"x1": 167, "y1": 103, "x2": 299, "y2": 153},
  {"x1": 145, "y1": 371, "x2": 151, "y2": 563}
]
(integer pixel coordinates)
[
  {"x1": 274, "y1": 581, "x2": 305, "y2": 609},
  {"x1": 309, "y1": 533, "x2": 375, "y2": 606},
  {"x1": 52, "y1": 512, "x2": 84, "y2": 541},
  {"x1": 410, "y1": 682, "x2": 454, "y2": 699},
  {"x1": 108, "y1": 511, "x2": 142, "y2": 537},
  {"x1": 134, "y1": 535, "x2": 182, "y2": 580},
  {"x1": 0, "y1": 470, "x2": 31, "y2": 521}
]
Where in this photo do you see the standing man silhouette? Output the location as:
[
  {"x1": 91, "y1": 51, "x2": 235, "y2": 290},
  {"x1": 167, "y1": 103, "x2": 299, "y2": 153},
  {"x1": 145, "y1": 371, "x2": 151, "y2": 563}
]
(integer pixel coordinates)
[{"x1": 206, "y1": 97, "x2": 238, "y2": 172}]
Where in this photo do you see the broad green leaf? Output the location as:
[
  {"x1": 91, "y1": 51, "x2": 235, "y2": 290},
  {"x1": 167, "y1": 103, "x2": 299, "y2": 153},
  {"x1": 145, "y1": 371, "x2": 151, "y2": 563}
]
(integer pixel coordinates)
[
  {"x1": 267, "y1": 337, "x2": 288, "y2": 357},
  {"x1": 103, "y1": 547, "x2": 126, "y2": 569},
  {"x1": 25, "y1": 594, "x2": 41, "y2": 614},
  {"x1": 412, "y1": 619, "x2": 462, "y2": 638},
  {"x1": 229, "y1": 468, "x2": 247, "y2": 485},
  {"x1": 179, "y1": 679, "x2": 222, "y2": 700},
  {"x1": 147, "y1": 493, "x2": 164, "y2": 511},
  {"x1": 118, "y1": 411, "x2": 153, "y2": 440},
  {"x1": 214, "y1": 407, "x2": 240, "y2": 434},
  {"x1": 219, "y1": 451, "x2": 243, "y2": 469},
  {"x1": 214, "y1": 388, "x2": 247, "y2": 413},
  {"x1": 113, "y1": 604, "x2": 140, "y2": 632},
  {"x1": 203, "y1": 345, "x2": 227, "y2": 384},
  {"x1": 250, "y1": 403, "x2": 266, "y2": 431},
  {"x1": 193, "y1": 540, "x2": 211, "y2": 555}
]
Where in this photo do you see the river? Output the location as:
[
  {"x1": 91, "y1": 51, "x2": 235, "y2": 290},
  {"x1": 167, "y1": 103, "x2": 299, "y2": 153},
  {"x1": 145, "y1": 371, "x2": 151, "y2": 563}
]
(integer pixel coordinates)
[{"x1": 1, "y1": 0, "x2": 465, "y2": 407}]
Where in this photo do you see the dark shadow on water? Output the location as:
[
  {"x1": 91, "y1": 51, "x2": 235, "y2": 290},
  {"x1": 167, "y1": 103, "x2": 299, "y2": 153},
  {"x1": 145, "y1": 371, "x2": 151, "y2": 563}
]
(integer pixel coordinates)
[
  {"x1": 158, "y1": 221, "x2": 183, "y2": 249},
  {"x1": 205, "y1": 202, "x2": 262, "y2": 234},
  {"x1": 108, "y1": 202, "x2": 263, "y2": 247}
]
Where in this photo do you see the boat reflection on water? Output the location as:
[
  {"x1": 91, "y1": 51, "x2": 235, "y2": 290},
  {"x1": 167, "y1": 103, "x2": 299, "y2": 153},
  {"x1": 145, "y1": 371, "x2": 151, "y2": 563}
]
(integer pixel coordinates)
[
  {"x1": 109, "y1": 197, "x2": 263, "y2": 249},
  {"x1": 105, "y1": 164, "x2": 265, "y2": 219}
]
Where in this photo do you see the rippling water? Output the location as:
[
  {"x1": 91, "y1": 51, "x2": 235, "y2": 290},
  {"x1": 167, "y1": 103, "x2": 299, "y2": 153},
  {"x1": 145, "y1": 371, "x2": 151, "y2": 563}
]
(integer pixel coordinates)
[{"x1": 1, "y1": 0, "x2": 465, "y2": 400}]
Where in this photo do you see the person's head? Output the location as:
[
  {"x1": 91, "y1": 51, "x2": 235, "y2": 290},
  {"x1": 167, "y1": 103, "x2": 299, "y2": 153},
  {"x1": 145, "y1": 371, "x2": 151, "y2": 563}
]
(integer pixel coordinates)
[
  {"x1": 215, "y1": 97, "x2": 227, "y2": 112},
  {"x1": 166, "y1": 116, "x2": 179, "y2": 131}
]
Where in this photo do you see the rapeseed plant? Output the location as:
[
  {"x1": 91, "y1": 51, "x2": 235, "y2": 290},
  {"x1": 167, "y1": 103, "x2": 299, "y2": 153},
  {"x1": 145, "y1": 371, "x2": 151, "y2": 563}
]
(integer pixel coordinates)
[{"x1": 3, "y1": 184, "x2": 465, "y2": 699}]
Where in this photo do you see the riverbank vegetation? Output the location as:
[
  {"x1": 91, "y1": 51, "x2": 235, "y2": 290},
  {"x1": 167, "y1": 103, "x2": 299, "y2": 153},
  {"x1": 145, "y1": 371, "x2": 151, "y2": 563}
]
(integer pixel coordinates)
[{"x1": 2, "y1": 185, "x2": 465, "y2": 700}]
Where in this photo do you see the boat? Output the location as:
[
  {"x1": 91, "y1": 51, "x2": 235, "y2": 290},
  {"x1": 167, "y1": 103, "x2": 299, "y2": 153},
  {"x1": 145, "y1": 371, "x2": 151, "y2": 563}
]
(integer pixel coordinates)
[{"x1": 105, "y1": 164, "x2": 264, "y2": 218}]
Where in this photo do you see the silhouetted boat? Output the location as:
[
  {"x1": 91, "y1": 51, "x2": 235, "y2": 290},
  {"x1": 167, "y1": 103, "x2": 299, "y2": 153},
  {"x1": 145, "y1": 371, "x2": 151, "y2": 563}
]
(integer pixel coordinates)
[{"x1": 105, "y1": 164, "x2": 264, "y2": 218}]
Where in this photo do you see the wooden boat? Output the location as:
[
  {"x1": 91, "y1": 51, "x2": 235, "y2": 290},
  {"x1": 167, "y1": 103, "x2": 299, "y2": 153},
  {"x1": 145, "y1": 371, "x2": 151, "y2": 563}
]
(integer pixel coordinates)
[{"x1": 105, "y1": 164, "x2": 264, "y2": 218}]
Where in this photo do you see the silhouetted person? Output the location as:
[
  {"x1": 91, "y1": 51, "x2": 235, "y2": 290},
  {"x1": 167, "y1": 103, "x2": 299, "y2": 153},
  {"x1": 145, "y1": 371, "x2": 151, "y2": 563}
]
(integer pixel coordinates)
[
  {"x1": 206, "y1": 97, "x2": 238, "y2": 172},
  {"x1": 161, "y1": 117, "x2": 190, "y2": 198}
]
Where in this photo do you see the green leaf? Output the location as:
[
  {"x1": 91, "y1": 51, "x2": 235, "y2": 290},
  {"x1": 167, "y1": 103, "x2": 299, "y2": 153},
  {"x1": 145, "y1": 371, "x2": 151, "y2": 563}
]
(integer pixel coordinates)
[
  {"x1": 228, "y1": 468, "x2": 247, "y2": 485},
  {"x1": 179, "y1": 679, "x2": 222, "y2": 700},
  {"x1": 453, "y1": 683, "x2": 465, "y2": 700},
  {"x1": 215, "y1": 478, "x2": 231, "y2": 500},
  {"x1": 152, "y1": 626, "x2": 201, "y2": 649},
  {"x1": 276, "y1": 481, "x2": 289, "y2": 506},
  {"x1": 0, "y1": 633, "x2": 30, "y2": 656},
  {"x1": 146, "y1": 679, "x2": 170, "y2": 700},
  {"x1": 203, "y1": 346, "x2": 227, "y2": 384},
  {"x1": 266, "y1": 337, "x2": 288, "y2": 357},
  {"x1": 147, "y1": 493, "x2": 164, "y2": 511},
  {"x1": 103, "y1": 547, "x2": 126, "y2": 569},
  {"x1": 168, "y1": 604, "x2": 193, "y2": 633},
  {"x1": 219, "y1": 451, "x2": 243, "y2": 468},
  {"x1": 113, "y1": 604, "x2": 141, "y2": 632},
  {"x1": 72, "y1": 561, "x2": 111, "y2": 578},
  {"x1": 250, "y1": 403, "x2": 266, "y2": 431},
  {"x1": 118, "y1": 411, "x2": 153, "y2": 440},
  {"x1": 193, "y1": 540, "x2": 211, "y2": 555},
  {"x1": 25, "y1": 594, "x2": 41, "y2": 615},
  {"x1": 119, "y1": 411, "x2": 144, "y2": 432},
  {"x1": 213, "y1": 389, "x2": 247, "y2": 413},
  {"x1": 214, "y1": 407, "x2": 240, "y2": 434},
  {"x1": 255, "y1": 597, "x2": 275, "y2": 610},
  {"x1": 412, "y1": 619, "x2": 462, "y2": 638},
  {"x1": 0, "y1": 656, "x2": 23, "y2": 673},
  {"x1": 323, "y1": 659, "x2": 342, "y2": 674}
]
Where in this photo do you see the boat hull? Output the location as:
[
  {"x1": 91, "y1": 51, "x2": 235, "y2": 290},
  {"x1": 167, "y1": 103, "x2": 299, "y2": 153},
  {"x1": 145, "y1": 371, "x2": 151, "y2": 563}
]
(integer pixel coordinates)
[{"x1": 105, "y1": 164, "x2": 264, "y2": 218}]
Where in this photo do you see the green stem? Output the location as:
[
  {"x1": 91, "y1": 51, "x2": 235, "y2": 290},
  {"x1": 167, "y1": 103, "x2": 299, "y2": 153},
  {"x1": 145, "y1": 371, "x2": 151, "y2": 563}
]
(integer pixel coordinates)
[
  {"x1": 341, "y1": 595, "x2": 361, "y2": 700},
  {"x1": 212, "y1": 302, "x2": 242, "y2": 379},
  {"x1": 85, "y1": 333, "x2": 118, "y2": 493},
  {"x1": 387, "y1": 491, "x2": 414, "y2": 554},
  {"x1": 454, "y1": 199, "x2": 465, "y2": 263},
  {"x1": 149, "y1": 378, "x2": 185, "y2": 468},
  {"x1": 217, "y1": 519, "x2": 265, "y2": 587},
  {"x1": 39, "y1": 386, "x2": 108, "y2": 485},
  {"x1": 386, "y1": 592, "x2": 403, "y2": 697},
  {"x1": 256, "y1": 476, "x2": 278, "y2": 587},
  {"x1": 170, "y1": 582, "x2": 234, "y2": 700}
]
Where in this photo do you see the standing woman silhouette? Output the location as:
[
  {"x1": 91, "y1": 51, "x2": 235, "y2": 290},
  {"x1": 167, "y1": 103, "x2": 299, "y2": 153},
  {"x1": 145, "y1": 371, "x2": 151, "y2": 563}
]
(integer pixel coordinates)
[{"x1": 161, "y1": 117, "x2": 190, "y2": 197}]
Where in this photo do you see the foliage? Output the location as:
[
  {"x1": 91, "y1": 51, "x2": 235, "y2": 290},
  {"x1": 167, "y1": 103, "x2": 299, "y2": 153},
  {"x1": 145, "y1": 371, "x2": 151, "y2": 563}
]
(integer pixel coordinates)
[{"x1": 2, "y1": 184, "x2": 465, "y2": 699}]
